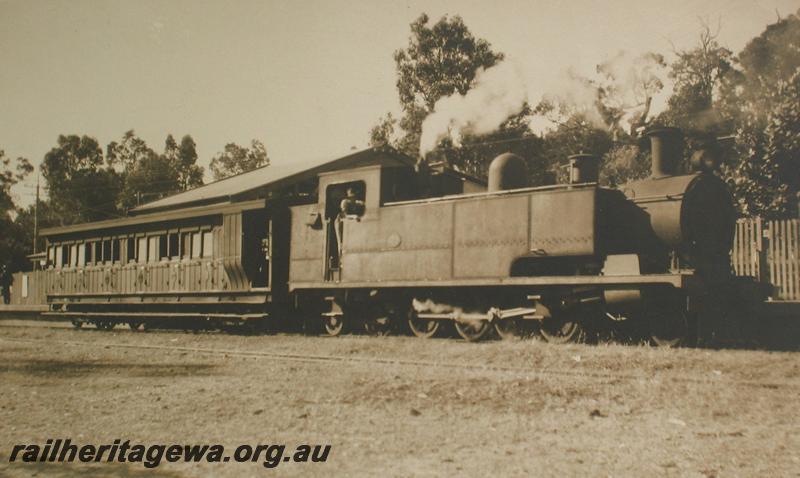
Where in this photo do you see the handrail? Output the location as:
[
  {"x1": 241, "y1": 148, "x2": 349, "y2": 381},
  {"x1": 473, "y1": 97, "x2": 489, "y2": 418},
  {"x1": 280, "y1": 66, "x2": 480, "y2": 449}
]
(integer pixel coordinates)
[{"x1": 384, "y1": 182, "x2": 598, "y2": 207}]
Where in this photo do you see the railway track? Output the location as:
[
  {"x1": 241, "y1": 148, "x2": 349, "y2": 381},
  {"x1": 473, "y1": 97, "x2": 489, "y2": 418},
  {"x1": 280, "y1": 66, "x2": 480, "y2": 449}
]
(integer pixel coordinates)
[{"x1": 0, "y1": 330, "x2": 796, "y2": 392}]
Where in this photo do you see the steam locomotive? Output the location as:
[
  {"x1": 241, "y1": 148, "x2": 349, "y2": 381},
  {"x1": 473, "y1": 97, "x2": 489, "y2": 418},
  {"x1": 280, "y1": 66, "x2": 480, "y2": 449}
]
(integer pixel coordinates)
[{"x1": 23, "y1": 126, "x2": 744, "y2": 345}]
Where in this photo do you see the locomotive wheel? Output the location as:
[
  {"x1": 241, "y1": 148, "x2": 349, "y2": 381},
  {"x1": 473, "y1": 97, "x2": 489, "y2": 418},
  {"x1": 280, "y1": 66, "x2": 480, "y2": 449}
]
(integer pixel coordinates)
[
  {"x1": 128, "y1": 320, "x2": 144, "y2": 331},
  {"x1": 95, "y1": 320, "x2": 115, "y2": 331},
  {"x1": 538, "y1": 316, "x2": 586, "y2": 344},
  {"x1": 323, "y1": 315, "x2": 345, "y2": 337},
  {"x1": 407, "y1": 310, "x2": 440, "y2": 339},
  {"x1": 648, "y1": 308, "x2": 693, "y2": 347},
  {"x1": 70, "y1": 320, "x2": 83, "y2": 329},
  {"x1": 454, "y1": 319, "x2": 491, "y2": 342},
  {"x1": 363, "y1": 317, "x2": 391, "y2": 336},
  {"x1": 599, "y1": 314, "x2": 645, "y2": 344},
  {"x1": 363, "y1": 303, "x2": 396, "y2": 337},
  {"x1": 493, "y1": 318, "x2": 529, "y2": 340}
]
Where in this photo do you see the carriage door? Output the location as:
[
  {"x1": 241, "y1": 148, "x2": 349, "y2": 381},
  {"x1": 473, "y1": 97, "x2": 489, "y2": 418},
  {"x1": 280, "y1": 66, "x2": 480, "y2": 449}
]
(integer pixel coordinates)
[
  {"x1": 323, "y1": 180, "x2": 366, "y2": 281},
  {"x1": 243, "y1": 209, "x2": 270, "y2": 288}
]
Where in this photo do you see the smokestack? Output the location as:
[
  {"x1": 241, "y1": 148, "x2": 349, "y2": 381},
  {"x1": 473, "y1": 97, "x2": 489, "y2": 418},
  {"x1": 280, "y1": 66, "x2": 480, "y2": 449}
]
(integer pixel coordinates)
[
  {"x1": 568, "y1": 154, "x2": 599, "y2": 184},
  {"x1": 647, "y1": 127, "x2": 683, "y2": 178}
]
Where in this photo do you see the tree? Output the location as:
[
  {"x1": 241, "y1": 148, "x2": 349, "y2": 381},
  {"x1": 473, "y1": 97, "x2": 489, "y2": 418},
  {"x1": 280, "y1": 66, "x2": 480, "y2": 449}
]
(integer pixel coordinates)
[
  {"x1": 163, "y1": 134, "x2": 204, "y2": 190},
  {"x1": 177, "y1": 135, "x2": 204, "y2": 189},
  {"x1": 438, "y1": 104, "x2": 552, "y2": 183},
  {"x1": 108, "y1": 130, "x2": 183, "y2": 210},
  {"x1": 0, "y1": 150, "x2": 33, "y2": 273},
  {"x1": 657, "y1": 22, "x2": 733, "y2": 139},
  {"x1": 1, "y1": 150, "x2": 32, "y2": 215},
  {"x1": 106, "y1": 130, "x2": 155, "y2": 174},
  {"x1": 600, "y1": 144, "x2": 650, "y2": 187},
  {"x1": 368, "y1": 113, "x2": 397, "y2": 148},
  {"x1": 41, "y1": 135, "x2": 121, "y2": 224},
  {"x1": 163, "y1": 134, "x2": 179, "y2": 166},
  {"x1": 209, "y1": 140, "x2": 269, "y2": 180},
  {"x1": 596, "y1": 51, "x2": 668, "y2": 137},
  {"x1": 716, "y1": 10, "x2": 800, "y2": 217},
  {"x1": 12, "y1": 200, "x2": 58, "y2": 262},
  {"x1": 124, "y1": 153, "x2": 181, "y2": 209},
  {"x1": 722, "y1": 70, "x2": 800, "y2": 217},
  {"x1": 528, "y1": 50, "x2": 669, "y2": 185},
  {"x1": 537, "y1": 114, "x2": 616, "y2": 184},
  {"x1": 374, "y1": 13, "x2": 504, "y2": 156}
]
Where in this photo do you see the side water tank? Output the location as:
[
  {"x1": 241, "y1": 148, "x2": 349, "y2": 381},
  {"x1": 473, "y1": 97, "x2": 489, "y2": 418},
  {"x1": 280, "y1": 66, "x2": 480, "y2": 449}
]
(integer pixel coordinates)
[{"x1": 487, "y1": 153, "x2": 528, "y2": 192}]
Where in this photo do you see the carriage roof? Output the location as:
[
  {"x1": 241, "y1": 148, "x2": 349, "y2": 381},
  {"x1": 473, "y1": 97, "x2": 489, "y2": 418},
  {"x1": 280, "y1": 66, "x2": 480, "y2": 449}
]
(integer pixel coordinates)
[{"x1": 40, "y1": 147, "x2": 414, "y2": 237}]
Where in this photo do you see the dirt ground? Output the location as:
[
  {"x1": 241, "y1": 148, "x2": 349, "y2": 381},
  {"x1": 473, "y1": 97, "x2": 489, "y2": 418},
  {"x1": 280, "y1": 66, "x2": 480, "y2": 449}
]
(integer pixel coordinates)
[{"x1": 0, "y1": 321, "x2": 798, "y2": 477}]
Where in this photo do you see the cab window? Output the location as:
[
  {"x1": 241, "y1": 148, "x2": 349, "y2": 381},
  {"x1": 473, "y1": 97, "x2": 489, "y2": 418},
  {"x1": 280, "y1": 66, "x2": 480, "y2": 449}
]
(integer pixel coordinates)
[{"x1": 325, "y1": 181, "x2": 366, "y2": 220}]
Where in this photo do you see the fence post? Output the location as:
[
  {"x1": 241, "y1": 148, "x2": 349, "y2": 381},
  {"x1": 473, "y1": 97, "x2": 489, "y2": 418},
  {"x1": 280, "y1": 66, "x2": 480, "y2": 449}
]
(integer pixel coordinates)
[{"x1": 757, "y1": 217, "x2": 768, "y2": 284}]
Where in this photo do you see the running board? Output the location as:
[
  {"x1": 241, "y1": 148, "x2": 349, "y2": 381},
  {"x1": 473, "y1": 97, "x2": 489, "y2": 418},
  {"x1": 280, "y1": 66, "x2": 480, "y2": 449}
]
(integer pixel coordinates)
[{"x1": 42, "y1": 312, "x2": 268, "y2": 321}]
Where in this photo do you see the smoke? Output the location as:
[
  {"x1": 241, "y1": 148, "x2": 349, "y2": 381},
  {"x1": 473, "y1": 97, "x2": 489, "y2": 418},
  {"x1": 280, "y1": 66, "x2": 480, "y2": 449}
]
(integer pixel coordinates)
[
  {"x1": 412, "y1": 298, "x2": 458, "y2": 314},
  {"x1": 534, "y1": 68, "x2": 608, "y2": 132},
  {"x1": 419, "y1": 62, "x2": 528, "y2": 157},
  {"x1": 418, "y1": 51, "x2": 673, "y2": 156},
  {"x1": 595, "y1": 51, "x2": 671, "y2": 133}
]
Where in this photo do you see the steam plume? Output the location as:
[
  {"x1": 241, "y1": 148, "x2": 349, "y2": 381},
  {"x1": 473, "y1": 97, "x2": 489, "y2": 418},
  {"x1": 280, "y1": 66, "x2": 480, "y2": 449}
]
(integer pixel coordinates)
[
  {"x1": 418, "y1": 51, "x2": 672, "y2": 156},
  {"x1": 419, "y1": 62, "x2": 527, "y2": 157}
]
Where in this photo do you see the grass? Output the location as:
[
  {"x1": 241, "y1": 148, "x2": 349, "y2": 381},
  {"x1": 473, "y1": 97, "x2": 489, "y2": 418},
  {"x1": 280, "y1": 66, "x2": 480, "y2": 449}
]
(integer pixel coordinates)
[{"x1": 0, "y1": 323, "x2": 798, "y2": 477}]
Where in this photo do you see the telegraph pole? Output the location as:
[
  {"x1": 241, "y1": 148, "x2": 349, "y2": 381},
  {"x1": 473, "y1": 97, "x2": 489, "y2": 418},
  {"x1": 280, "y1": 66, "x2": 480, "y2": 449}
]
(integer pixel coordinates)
[{"x1": 33, "y1": 173, "x2": 39, "y2": 254}]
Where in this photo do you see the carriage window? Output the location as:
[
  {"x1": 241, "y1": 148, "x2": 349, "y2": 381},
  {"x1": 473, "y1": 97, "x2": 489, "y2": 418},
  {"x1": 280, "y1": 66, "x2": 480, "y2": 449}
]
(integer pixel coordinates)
[
  {"x1": 70, "y1": 244, "x2": 78, "y2": 267},
  {"x1": 137, "y1": 237, "x2": 147, "y2": 263},
  {"x1": 78, "y1": 244, "x2": 86, "y2": 267},
  {"x1": 148, "y1": 236, "x2": 160, "y2": 262},
  {"x1": 102, "y1": 239, "x2": 112, "y2": 262},
  {"x1": 127, "y1": 238, "x2": 135, "y2": 262},
  {"x1": 158, "y1": 235, "x2": 168, "y2": 261},
  {"x1": 202, "y1": 231, "x2": 213, "y2": 258},
  {"x1": 191, "y1": 233, "x2": 202, "y2": 259},
  {"x1": 181, "y1": 232, "x2": 192, "y2": 259},
  {"x1": 168, "y1": 233, "x2": 179, "y2": 259},
  {"x1": 92, "y1": 240, "x2": 101, "y2": 264},
  {"x1": 112, "y1": 239, "x2": 121, "y2": 263},
  {"x1": 85, "y1": 242, "x2": 93, "y2": 265}
]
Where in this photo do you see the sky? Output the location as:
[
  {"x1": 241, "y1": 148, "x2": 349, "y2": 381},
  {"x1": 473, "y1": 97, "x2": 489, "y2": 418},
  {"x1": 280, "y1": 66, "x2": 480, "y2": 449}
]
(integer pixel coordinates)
[{"x1": 1, "y1": 0, "x2": 797, "y2": 207}]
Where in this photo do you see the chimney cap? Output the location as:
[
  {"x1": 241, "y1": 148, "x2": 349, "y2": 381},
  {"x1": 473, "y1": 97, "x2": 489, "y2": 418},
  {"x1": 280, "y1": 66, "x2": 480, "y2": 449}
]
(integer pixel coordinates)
[
  {"x1": 645, "y1": 126, "x2": 683, "y2": 139},
  {"x1": 568, "y1": 153, "x2": 597, "y2": 161},
  {"x1": 567, "y1": 153, "x2": 599, "y2": 184}
]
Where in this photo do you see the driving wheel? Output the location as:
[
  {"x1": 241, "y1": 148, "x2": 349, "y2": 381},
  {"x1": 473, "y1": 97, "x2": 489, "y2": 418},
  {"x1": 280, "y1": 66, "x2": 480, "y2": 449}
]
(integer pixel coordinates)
[
  {"x1": 454, "y1": 318, "x2": 491, "y2": 342},
  {"x1": 407, "y1": 309, "x2": 440, "y2": 338},
  {"x1": 323, "y1": 315, "x2": 345, "y2": 336},
  {"x1": 538, "y1": 315, "x2": 586, "y2": 344}
]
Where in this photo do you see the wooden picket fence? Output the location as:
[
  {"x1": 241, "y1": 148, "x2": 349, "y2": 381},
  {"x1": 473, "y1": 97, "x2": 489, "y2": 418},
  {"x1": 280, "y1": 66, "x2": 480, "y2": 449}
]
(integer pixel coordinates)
[{"x1": 733, "y1": 217, "x2": 800, "y2": 301}]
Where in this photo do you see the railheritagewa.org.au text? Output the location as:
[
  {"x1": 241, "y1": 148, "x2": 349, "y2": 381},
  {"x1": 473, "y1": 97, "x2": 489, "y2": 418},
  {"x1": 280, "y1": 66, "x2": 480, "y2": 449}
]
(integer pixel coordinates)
[{"x1": 8, "y1": 439, "x2": 331, "y2": 469}]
